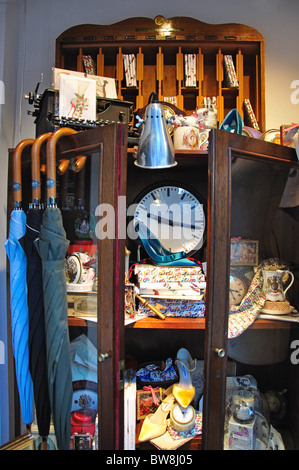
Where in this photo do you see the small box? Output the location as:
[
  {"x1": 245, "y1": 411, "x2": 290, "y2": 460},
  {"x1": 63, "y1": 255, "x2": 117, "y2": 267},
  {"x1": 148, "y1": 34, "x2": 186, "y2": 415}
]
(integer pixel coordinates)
[
  {"x1": 136, "y1": 388, "x2": 164, "y2": 420},
  {"x1": 125, "y1": 283, "x2": 136, "y2": 320},
  {"x1": 280, "y1": 124, "x2": 299, "y2": 148},
  {"x1": 228, "y1": 415, "x2": 257, "y2": 450}
]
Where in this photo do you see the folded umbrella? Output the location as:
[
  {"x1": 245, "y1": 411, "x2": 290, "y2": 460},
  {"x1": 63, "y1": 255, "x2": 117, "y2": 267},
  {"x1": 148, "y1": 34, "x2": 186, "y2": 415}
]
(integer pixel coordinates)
[
  {"x1": 35, "y1": 127, "x2": 77, "y2": 450},
  {"x1": 19, "y1": 133, "x2": 52, "y2": 449},
  {"x1": 5, "y1": 139, "x2": 34, "y2": 431}
]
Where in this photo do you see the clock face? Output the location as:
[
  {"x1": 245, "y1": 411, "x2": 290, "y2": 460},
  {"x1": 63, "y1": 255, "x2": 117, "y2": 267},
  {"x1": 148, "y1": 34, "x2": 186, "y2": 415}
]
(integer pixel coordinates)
[
  {"x1": 170, "y1": 404, "x2": 196, "y2": 432},
  {"x1": 229, "y1": 269, "x2": 250, "y2": 306},
  {"x1": 172, "y1": 404, "x2": 195, "y2": 423},
  {"x1": 132, "y1": 184, "x2": 206, "y2": 255},
  {"x1": 163, "y1": 105, "x2": 175, "y2": 135}
]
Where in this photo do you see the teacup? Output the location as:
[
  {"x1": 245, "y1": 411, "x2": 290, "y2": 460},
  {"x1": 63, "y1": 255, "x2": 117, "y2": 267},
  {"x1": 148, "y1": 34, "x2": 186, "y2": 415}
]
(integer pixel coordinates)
[{"x1": 173, "y1": 126, "x2": 199, "y2": 150}]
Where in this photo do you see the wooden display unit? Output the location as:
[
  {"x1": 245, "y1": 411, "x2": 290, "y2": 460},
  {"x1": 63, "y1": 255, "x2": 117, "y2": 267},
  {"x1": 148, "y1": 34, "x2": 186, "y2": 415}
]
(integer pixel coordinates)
[
  {"x1": 55, "y1": 16, "x2": 265, "y2": 130},
  {"x1": 4, "y1": 18, "x2": 299, "y2": 452},
  {"x1": 6, "y1": 127, "x2": 299, "y2": 451}
]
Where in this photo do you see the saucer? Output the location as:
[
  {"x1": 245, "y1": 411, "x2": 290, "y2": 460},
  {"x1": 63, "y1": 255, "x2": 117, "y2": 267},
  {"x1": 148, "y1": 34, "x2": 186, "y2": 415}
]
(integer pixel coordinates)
[{"x1": 260, "y1": 300, "x2": 294, "y2": 315}]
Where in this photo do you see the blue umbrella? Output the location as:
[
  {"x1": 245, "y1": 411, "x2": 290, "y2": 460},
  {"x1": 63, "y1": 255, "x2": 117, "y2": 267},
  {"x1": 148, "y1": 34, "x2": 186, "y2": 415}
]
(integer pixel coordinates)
[
  {"x1": 35, "y1": 127, "x2": 77, "y2": 450},
  {"x1": 5, "y1": 139, "x2": 35, "y2": 431}
]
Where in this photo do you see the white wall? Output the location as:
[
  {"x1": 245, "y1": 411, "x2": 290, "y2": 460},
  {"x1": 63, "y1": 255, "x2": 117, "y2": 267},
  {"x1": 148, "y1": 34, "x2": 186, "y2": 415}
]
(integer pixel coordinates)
[
  {"x1": 0, "y1": 0, "x2": 299, "y2": 444},
  {"x1": 0, "y1": 0, "x2": 25, "y2": 444}
]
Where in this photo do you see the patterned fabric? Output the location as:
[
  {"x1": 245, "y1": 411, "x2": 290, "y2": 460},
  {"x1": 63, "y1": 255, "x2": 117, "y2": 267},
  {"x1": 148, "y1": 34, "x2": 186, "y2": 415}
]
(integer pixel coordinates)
[
  {"x1": 138, "y1": 297, "x2": 205, "y2": 318},
  {"x1": 167, "y1": 412, "x2": 202, "y2": 440},
  {"x1": 228, "y1": 258, "x2": 286, "y2": 339}
]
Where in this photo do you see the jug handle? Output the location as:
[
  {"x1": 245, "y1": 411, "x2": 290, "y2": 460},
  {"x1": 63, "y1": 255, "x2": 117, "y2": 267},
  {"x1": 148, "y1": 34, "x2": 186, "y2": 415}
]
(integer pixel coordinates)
[{"x1": 283, "y1": 271, "x2": 295, "y2": 295}]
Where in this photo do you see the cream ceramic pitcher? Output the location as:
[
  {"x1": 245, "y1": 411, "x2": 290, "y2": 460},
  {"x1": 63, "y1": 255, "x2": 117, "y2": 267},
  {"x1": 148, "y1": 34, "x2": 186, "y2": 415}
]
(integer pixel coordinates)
[{"x1": 262, "y1": 268, "x2": 294, "y2": 302}]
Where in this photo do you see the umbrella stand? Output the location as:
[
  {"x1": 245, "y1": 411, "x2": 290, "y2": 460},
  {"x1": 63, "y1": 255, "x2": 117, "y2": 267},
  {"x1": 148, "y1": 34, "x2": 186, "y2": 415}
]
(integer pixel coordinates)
[
  {"x1": 36, "y1": 127, "x2": 77, "y2": 450},
  {"x1": 5, "y1": 138, "x2": 35, "y2": 434}
]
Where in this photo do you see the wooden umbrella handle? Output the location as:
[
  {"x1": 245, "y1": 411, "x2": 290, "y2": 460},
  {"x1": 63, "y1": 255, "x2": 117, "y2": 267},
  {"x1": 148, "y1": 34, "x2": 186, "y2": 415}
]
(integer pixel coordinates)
[
  {"x1": 31, "y1": 132, "x2": 52, "y2": 203},
  {"x1": 58, "y1": 159, "x2": 70, "y2": 175},
  {"x1": 13, "y1": 139, "x2": 35, "y2": 206},
  {"x1": 57, "y1": 156, "x2": 86, "y2": 175},
  {"x1": 46, "y1": 128, "x2": 77, "y2": 203},
  {"x1": 73, "y1": 156, "x2": 87, "y2": 173}
]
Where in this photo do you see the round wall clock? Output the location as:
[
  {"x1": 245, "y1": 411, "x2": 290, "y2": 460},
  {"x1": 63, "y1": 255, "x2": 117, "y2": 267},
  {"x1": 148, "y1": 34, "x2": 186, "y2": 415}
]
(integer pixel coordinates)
[
  {"x1": 130, "y1": 183, "x2": 206, "y2": 256},
  {"x1": 229, "y1": 268, "x2": 250, "y2": 306}
]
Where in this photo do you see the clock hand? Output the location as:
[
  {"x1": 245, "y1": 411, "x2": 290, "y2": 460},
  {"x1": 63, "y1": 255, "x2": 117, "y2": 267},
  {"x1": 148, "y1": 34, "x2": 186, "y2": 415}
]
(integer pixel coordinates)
[{"x1": 146, "y1": 213, "x2": 199, "y2": 230}]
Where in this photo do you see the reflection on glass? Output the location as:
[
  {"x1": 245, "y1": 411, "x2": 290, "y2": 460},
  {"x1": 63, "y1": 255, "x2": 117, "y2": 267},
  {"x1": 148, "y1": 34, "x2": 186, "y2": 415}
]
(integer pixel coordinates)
[
  {"x1": 225, "y1": 157, "x2": 297, "y2": 450},
  {"x1": 59, "y1": 154, "x2": 99, "y2": 450}
]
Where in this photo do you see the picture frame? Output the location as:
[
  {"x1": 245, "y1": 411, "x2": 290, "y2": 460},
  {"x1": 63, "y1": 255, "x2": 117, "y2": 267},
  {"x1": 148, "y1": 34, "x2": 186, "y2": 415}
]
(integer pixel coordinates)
[{"x1": 230, "y1": 239, "x2": 259, "y2": 266}]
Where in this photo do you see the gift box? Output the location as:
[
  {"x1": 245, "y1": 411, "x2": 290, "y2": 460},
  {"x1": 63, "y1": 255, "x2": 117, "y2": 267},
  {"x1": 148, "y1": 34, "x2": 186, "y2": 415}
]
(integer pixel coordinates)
[
  {"x1": 138, "y1": 297, "x2": 205, "y2": 317},
  {"x1": 228, "y1": 415, "x2": 257, "y2": 450},
  {"x1": 244, "y1": 99, "x2": 260, "y2": 131},
  {"x1": 136, "y1": 387, "x2": 164, "y2": 420},
  {"x1": 83, "y1": 55, "x2": 96, "y2": 75},
  {"x1": 223, "y1": 55, "x2": 239, "y2": 88},
  {"x1": 134, "y1": 264, "x2": 205, "y2": 283},
  {"x1": 125, "y1": 283, "x2": 136, "y2": 320},
  {"x1": 280, "y1": 124, "x2": 299, "y2": 148}
]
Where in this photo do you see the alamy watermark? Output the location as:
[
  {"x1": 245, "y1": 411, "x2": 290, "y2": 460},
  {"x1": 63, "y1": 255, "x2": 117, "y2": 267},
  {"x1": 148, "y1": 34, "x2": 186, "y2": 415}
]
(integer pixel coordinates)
[
  {"x1": 0, "y1": 80, "x2": 4, "y2": 105},
  {"x1": 94, "y1": 196, "x2": 203, "y2": 242},
  {"x1": 0, "y1": 340, "x2": 4, "y2": 365},
  {"x1": 290, "y1": 80, "x2": 299, "y2": 104},
  {"x1": 290, "y1": 340, "x2": 299, "y2": 365}
]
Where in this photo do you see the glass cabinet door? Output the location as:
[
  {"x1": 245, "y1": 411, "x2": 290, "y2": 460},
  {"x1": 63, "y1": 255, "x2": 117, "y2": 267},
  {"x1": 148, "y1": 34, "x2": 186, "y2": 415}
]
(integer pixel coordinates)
[
  {"x1": 57, "y1": 123, "x2": 127, "y2": 450},
  {"x1": 3, "y1": 123, "x2": 127, "y2": 450},
  {"x1": 204, "y1": 129, "x2": 299, "y2": 450}
]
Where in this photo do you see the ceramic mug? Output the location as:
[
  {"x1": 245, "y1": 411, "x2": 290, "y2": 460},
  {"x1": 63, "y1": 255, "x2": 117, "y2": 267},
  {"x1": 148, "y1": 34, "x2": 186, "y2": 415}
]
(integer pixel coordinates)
[
  {"x1": 173, "y1": 126, "x2": 199, "y2": 150},
  {"x1": 262, "y1": 268, "x2": 294, "y2": 302}
]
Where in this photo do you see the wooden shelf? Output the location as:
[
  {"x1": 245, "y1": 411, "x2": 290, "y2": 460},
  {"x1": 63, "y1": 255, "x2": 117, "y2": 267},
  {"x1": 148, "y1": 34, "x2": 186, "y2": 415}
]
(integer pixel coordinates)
[
  {"x1": 125, "y1": 316, "x2": 295, "y2": 330},
  {"x1": 55, "y1": 17, "x2": 265, "y2": 130},
  {"x1": 127, "y1": 316, "x2": 205, "y2": 329},
  {"x1": 68, "y1": 314, "x2": 297, "y2": 330}
]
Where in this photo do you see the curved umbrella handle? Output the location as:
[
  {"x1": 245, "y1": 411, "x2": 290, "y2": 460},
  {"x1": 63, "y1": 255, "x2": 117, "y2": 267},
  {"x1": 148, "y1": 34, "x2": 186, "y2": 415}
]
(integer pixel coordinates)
[
  {"x1": 13, "y1": 139, "x2": 35, "y2": 208},
  {"x1": 73, "y1": 156, "x2": 87, "y2": 173},
  {"x1": 46, "y1": 128, "x2": 77, "y2": 205},
  {"x1": 58, "y1": 155, "x2": 86, "y2": 175},
  {"x1": 57, "y1": 159, "x2": 70, "y2": 175},
  {"x1": 31, "y1": 132, "x2": 52, "y2": 206}
]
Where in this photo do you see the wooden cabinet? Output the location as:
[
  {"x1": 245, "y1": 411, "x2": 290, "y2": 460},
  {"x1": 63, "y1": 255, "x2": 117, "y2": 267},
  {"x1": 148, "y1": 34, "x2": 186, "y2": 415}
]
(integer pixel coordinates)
[
  {"x1": 125, "y1": 133, "x2": 299, "y2": 450},
  {"x1": 55, "y1": 17, "x2": 265, "y2": 131},
  {"x1": 5, "y1": 124, "x2": 299, "y2": 451}
]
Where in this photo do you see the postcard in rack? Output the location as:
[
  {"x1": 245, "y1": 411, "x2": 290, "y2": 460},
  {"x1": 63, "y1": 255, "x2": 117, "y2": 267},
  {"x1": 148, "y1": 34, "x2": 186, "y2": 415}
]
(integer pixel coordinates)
[
  {"x1": 52, "y1": 67, "x2": 117, "y2": 100},
  {"x1": 59, "y1": 73, "x2": 96, "y2": 121}
]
